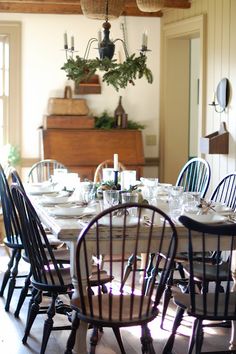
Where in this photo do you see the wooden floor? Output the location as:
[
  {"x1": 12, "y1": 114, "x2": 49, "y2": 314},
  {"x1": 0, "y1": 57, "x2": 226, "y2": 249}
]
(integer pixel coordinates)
[{"x1": 0, "y1": 244, "x2": 232, "y2": 354}]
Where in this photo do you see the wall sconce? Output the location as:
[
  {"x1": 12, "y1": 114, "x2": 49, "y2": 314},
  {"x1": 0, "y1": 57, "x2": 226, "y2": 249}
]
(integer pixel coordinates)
[{"x1": 209, "y1": 77, "x2": 230, "y2": 113}]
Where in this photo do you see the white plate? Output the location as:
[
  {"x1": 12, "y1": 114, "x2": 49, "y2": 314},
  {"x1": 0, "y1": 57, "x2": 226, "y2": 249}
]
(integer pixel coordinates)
[
  {"x1": 27, "y1": 182, "x2": 56, "y2": 195},
  {"x1": 50, "y1": 206, "x2": 94, "y2": 217},
  {"x1": 183, "y1": 213, "x2": 227, "y2": 224},
  {"x1": 99, "y1": 216, "x2": 139, "y2": 227},
  {"x1": 211, "y1": 203, "x2": 233, "y2": 214},
  {"x1": 42, "y1": 192, "x2": 70, "y2": 204},
  {"x1": 28, "y1": 187, "x2": 55, "y2": 195},
  {"x1": 158, "y1": 183, "x2": 172, "y2": 187}
]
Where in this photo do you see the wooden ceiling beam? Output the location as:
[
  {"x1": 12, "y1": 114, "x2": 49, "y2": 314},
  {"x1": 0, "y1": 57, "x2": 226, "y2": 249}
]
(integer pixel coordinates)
[
  {"x1": 0, "y1": 0, "x2": 190, "y2": 15},
  {"x1": 164, "y1": 0, "x2": 191, "y2": 8},
  {"x1": 0, "y1": 3, "x2": 82, "y2": 14}
]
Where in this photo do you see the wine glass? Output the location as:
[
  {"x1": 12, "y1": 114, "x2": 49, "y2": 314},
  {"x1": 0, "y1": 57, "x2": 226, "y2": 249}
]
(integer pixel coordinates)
[{"x1": 103, "y1": 190, "x2": 120, "y2": 209}]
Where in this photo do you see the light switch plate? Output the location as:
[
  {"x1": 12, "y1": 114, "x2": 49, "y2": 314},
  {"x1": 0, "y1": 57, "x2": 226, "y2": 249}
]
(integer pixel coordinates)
[{"x1": 146, "y1": 135, "x2": 157, "y2": 146}]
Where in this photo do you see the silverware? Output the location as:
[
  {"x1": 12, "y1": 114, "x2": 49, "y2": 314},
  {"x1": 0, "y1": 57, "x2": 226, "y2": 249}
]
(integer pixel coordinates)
[
  {"x1": 53, "y1": 213, "x2": 94, "y2": 220},
  {"x1": 227, "y1": 214, "x2": 236, "y2": 223},
  {"x1": 198, "y1": 199, "x2": 216, "y2": 214}
]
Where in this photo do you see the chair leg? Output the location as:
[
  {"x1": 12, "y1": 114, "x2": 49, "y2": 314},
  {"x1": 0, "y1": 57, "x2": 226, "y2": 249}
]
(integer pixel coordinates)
[
  {"x1": 90, "y1": 326, "x2": 99, "y2": 354},
  {"x1": 5, "y1": 248, "x2": 21, "y2": 311},
  {"x1": 194, "y1": 319, "x2": 203, "y2": 354},
  {"x1": 120, "y1": 254, "x2": 135, "y2": 290},
  {"x1": 112, "y1": 327, "x2": 126, "y2": 354},
  {"x1": 0, "y1": 248, "x2": 17, "y2": 297},
  {"x1": 65, "y1": 311, "x2": 80, "y2": 354},
  {"x1": 140, "y1": 324, "x2": 155, "y2": 354},
  {"x1": 101, "y1": 284, "x2": 108, "y2": 294},
  {"x1": 162, "y1": 306, "x2": 185, "y2": 354},
  {"x1": 187, "y1": 318, "x2": 198, "y2": 354},
  {"x1": 22, "y1": 289, "x2": 42, "y2": 344},
  {"x1": 40, "y1": 293, "x2": 58, "y2": 354},
  {"x1": 160, "y1": 269, "x2": 174, "y2": 329},
  {"x1": 14, "y1": 267, "x2": 32, "y2": 318},
  {"x1": 144, "y1": 254, "x2": 157, "y2": 295},
  {"x1": 146, "y1": 253, "x2": 156, "y2": 278},
  {"x1": 176, "y1": 262, "x2": 186, "y2": 279}
]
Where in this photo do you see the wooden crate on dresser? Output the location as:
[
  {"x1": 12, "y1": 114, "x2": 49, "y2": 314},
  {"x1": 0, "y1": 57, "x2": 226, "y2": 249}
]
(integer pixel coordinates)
[{"x1": 42, "y1": 128, "x2": 145, "y2": 181}]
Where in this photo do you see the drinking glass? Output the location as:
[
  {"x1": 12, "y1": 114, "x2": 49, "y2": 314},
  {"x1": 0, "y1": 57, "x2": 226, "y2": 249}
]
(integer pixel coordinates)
[
  {"x1": 121, "y1": 192, "x2": 139, "y2": 204},
  {"x1": 52, "y1": 168, "x2": 68, "y2": 190},
  {"x1": 140, "y1": 177, "x2": 159, "y2": 204},
  {"x1": 79, "y1": 181, "x2": 96, "y2": 204},
  {"x1": 121, "y1": 192, "x2": 139, "y2": 216},
  {"x1": 64, "y1": 172, "x2": 80, "y2": 191},
  {"x1": 103, "y1": 190, "x2": 120, "y2": 209},
  {"x1": 102, "y1": 168, "x2": 114, "y2": 182},
  {"x1": 120, "y1": 170, "x2": 137, "y2": 190},
  {"x1": 182, "y1": 191, "x2": 201, "y2": 214},
  {"x1": 168, "y1": 186, "x2": 184, "y2": 220}
]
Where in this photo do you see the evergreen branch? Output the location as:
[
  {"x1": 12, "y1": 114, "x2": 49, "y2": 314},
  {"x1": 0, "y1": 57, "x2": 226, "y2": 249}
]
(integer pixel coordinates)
[{"x1": 61, "y1": 53, "x2": 153, "y2": 91}]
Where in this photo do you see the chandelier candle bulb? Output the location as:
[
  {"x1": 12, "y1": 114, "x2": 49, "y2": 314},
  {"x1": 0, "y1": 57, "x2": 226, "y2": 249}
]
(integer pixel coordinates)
[
  {"x1": 64, "y1": 32, "x2": 68, "y2": 49},
  {"x1": 145, "y1": 31, "x2": 148, "y2": 47},
  {"x1": 114, "y1": 154, "x2": 119, "y2": 171},
  {"x1": 71, "y1": 36, "x2": 74, "y2": 50},
  {"x1": 142, "y1": 30, "x2": 148, "y2": 49},
  {"x1": 142, "y1": 32, "x2": 145, "y2": 47},
  {"x1": 98, "y1": 30, "x2": 102, "y2": 45}
]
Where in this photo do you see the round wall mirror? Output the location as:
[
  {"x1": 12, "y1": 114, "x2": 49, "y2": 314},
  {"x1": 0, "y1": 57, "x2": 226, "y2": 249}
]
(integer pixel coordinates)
[{"x1": 216, "y1": 78, "x2": 230, "y2": 111}]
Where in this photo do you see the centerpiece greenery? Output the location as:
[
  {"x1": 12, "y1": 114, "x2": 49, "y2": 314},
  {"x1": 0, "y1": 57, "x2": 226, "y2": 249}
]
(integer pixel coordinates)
[
  {"x1": 94, "y1": 111, "x2": 145, "y2": 130},
  {"x1": 61, "y1": 53, "x2": 153, "y2": 91}
]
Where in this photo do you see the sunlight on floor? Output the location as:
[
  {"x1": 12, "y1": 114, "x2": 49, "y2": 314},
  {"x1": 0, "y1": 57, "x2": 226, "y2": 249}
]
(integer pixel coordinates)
[{"x1": 0, "y1": 244, "x2": 233, "y2": 354}]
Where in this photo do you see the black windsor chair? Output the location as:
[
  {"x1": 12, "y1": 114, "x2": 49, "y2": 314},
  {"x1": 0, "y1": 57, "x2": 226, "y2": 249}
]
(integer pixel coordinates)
[
  {"x1": 11, "y1": 183, "x2": 74, "y2": 354},
  {"x1": 156, "y1": 158, "x2": 211, "y2": 328},
  {"x1": 176, "y1": 157, "x2": 211, "y2": 197},
  {"x1": 10, "y1": 168, "x2": 71, "y2": 318},
  {"x1": 0, "y1": 164, "x2": 29, "y2": 313},
  {"x1": 210, "y1": 172, "x2": 236, "y2": 210},
  {"x1": 65, "y1": 202, "x2": 178, "y2": 354},
  {"x1": 163, "y1": 215, "x2": 236, "y2": 354},
  {"x1": 122, "y1": 158, "x2": 211, "y2": 324}
]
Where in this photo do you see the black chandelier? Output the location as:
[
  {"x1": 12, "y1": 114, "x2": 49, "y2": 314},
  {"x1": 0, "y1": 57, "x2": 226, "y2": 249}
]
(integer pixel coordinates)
[{"x1": 63, "y1": 0, "x2": 150, "y2": 60}]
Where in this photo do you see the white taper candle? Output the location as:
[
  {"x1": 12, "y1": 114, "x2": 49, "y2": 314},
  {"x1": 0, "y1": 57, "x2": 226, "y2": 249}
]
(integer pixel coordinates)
[{"x1": 113, "y1": 154, "x2": 119, "y2": 171}]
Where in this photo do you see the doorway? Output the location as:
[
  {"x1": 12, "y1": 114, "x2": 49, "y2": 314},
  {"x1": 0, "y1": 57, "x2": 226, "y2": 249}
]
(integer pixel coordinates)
[
  {"x1": 159, "y1": 15, "x2": 206, "y2": 184},
  {"x1": 189, "y1": 37, "x2": 200, "y2": 159}
]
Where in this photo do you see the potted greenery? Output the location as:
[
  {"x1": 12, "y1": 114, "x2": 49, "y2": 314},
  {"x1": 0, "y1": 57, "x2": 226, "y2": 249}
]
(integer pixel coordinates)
[
  {"x1": 0, "y1": 144, "x2": 21, "y2": 169},
  {"x1": 94, "y1": 111, "x2": 145, "y2": 130}
]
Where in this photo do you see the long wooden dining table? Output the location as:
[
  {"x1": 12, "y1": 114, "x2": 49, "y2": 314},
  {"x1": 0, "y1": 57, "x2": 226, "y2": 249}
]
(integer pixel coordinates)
[{"x1": 33, "y1": 198, "x2": 236, "y2": 354}]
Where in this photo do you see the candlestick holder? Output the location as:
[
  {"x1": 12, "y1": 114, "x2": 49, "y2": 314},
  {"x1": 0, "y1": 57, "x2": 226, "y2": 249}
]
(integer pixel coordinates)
[
  {"x1": 114, "y1": 170, "x2": 119, "y2": 187},
  {"x1": 140, "y1": 45, "x2": 151, "y2": 53},
  {"x1": 64, "y1": 45, "x2": 77, "y2": 60}
]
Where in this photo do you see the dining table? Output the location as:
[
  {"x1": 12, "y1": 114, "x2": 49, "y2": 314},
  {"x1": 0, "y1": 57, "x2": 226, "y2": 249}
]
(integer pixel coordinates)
[{"x1": 29, "y1": 190, "x2": 236, "y2": 354}]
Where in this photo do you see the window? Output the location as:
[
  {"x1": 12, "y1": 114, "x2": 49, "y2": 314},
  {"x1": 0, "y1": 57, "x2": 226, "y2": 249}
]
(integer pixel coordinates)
[
  {"x1": 0, "y1": 35, "x2": 9, "y2": 146},
  {"x1": 0, "y1": 22, "x2": 21, "y2": 149}
]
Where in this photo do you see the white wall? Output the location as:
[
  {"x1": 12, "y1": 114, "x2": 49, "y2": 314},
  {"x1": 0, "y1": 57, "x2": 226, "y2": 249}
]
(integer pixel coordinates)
[{"x1": 0, "y1": 13, "x2": 160, "y2": 164}]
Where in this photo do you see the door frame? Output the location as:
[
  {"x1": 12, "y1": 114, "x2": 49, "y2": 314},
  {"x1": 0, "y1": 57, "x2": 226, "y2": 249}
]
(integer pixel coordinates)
[{"x1": 159, "y1": 14, "x2": 206, "y2": 182}]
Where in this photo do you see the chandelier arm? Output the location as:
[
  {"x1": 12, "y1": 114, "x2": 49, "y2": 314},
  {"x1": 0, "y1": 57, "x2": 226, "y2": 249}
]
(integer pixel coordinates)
[
  {"x1": 84, "y1": 38, "x2": 98, "y2": 59},
  {"x1": 113, "y1": 38, "x2": 129, "y2": 59}
]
